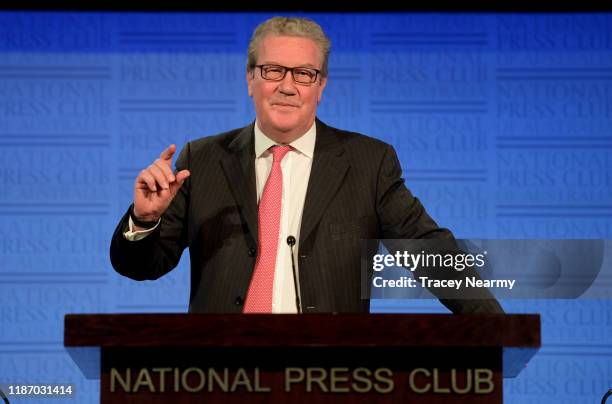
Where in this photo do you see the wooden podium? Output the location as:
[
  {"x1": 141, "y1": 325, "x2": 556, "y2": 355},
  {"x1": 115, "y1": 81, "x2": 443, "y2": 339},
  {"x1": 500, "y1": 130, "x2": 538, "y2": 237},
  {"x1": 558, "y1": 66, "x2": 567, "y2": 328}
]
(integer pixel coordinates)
[{"x1": 64, "y1": 313, "x2": 540, "y2": 403}]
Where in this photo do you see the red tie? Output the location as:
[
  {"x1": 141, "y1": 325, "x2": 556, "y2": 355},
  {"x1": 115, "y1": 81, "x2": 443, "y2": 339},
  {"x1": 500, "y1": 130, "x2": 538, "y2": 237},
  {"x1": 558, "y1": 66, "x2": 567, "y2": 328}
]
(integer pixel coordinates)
[{"x1": 244, "y1": 145, "x2": 292, "y2": 313}]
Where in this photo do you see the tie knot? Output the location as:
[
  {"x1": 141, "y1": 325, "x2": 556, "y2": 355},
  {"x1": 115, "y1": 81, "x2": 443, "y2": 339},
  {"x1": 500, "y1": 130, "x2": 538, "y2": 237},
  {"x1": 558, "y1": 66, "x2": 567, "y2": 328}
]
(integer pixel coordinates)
[{"x1": 270, "y1": 145, "x2": 292, "y2": 163}]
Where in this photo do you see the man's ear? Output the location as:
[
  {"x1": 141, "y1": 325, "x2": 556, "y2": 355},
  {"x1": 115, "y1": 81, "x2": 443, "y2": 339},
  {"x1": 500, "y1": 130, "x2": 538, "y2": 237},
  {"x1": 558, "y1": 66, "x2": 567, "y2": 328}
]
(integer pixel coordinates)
[
  {"x1": 246, "y1": 70, "x2": 253, "y2": 97},
  {"x1": 317, "y1": 76, "x2": 327, "y2": 104}
]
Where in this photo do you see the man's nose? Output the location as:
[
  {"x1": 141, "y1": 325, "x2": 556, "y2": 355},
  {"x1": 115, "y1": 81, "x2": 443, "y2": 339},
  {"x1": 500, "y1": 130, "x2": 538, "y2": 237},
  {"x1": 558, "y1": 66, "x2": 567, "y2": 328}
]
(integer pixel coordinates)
[{"x1": 278, "y1": 72, "x2": 297, "y2": 95}]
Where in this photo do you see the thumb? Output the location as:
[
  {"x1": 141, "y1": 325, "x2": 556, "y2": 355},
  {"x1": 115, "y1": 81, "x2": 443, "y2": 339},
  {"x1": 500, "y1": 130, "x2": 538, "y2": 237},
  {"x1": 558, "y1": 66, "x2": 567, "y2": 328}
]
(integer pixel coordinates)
[
  {"x1": 168, "y1": 170, "x2": 190, "y2": 197},
  {"x1": 175, "y1": 169, "x2": 190, "y2": 185}
]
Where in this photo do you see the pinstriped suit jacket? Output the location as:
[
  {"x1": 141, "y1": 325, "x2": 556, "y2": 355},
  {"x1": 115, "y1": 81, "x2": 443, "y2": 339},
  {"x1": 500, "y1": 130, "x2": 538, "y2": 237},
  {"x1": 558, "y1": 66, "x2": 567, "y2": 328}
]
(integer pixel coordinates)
[{"x1": 110, "y1": 119, "x2": 502, "y2": 314}]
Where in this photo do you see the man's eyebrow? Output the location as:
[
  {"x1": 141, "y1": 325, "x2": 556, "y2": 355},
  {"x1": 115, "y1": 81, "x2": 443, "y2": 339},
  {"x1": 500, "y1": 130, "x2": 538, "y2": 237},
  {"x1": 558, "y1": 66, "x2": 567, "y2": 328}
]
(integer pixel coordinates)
[{"x1": 261, "y1": 62, "x2": 318, "y2": 68}]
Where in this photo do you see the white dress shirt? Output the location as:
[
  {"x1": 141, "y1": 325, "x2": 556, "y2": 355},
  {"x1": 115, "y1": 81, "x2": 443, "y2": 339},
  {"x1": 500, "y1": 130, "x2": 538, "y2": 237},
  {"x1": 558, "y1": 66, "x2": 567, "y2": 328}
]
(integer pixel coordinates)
[
  {"x1": 125, "y1": 121, "x2": 316, "y2": 313},
  {"x1": 254, "y1": 121, "x2": 315, "y2": 313}
]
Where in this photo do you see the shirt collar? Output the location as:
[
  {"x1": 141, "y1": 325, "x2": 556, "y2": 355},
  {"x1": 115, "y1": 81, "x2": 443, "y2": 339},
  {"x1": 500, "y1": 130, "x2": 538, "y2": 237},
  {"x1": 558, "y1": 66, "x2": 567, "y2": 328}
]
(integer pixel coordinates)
[{"x1": 254, "y1": 120, "x2": 316, "y2": 159}]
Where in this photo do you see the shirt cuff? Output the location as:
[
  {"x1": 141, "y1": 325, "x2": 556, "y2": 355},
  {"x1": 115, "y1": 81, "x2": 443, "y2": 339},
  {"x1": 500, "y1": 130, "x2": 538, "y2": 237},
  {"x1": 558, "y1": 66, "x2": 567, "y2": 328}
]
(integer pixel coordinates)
[{"x1": 123, "y1": 215, "x2": 160, "y2": 241}]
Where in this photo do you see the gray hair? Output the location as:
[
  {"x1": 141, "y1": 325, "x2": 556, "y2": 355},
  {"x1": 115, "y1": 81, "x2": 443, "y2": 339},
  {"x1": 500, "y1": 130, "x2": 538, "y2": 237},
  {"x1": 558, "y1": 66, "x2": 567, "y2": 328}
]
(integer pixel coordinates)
[{"x1": 247, "y1": 16, "x2": 331, "y2": 78}]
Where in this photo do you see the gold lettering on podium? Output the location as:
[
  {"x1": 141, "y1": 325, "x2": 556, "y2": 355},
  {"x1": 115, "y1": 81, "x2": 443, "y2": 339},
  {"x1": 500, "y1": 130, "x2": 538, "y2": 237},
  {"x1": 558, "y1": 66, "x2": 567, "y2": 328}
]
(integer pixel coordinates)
[
  {"x1": 285, "y1": 368, "x2": 304, "y2": 392},
  {"x1": 254, "y1": 368, "x2": 272, "y2": 392},
  {"x1": 352, "y1": 367, "x2": 373, "y2": 393},
  {"x1": 208, "y1": 368, "x2": 229, "y2": 392},
  {"x1": 433, "y1": 369, "x2": 450, "y2": 393},
  {"x1": 409, "y1": 368, "x2": 431, "y2": 393},
  {"x1": 307, "y1": 368, "x2": 328, "y2": 392},
  {"x1": 181, "y1": 367, "x2": 205, "y2": 392},
  {"x1": 474, "y1": 369, "x2": 494, "y2": 394},
  {"x1": 408, "y1": 368, "x2": 495, "y2": 394},
  {"x1": 110, "y1": 367, "x2": 273, "y2": 393},
  {"x1": 110, "y1": 368, "x2": 130, "y2": 393},
  {"x1": 373, "y1": 368, "x2": 394, "y2": 393},
  {"x1": 230, "y1": 368, "x2": 252, "y2": 392},
  {"x1": 152, "y1": 368, "x2": 172, "y2": 393},
  {"x1": 133, "y1": 368, "x2": 155, "y2": 392},
  {"x1": 330, "y1": 367, "x2": 350, "y2": 393},
  {"x1": 284, "y1": 367, "x2": 394, "y2": 394},
  {"x1": 451, "y1": 368, "x2": 472, "y2": 394}
]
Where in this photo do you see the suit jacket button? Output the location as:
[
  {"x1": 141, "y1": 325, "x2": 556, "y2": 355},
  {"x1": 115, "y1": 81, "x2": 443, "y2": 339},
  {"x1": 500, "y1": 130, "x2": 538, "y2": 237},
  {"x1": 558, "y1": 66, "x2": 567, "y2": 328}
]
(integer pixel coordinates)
[
  {"x1": 248, "y1": 248, "x2": 256, "y2": 257},
  {"x1": 234, "y1": 296, "x2": 244, "y2": 306}
]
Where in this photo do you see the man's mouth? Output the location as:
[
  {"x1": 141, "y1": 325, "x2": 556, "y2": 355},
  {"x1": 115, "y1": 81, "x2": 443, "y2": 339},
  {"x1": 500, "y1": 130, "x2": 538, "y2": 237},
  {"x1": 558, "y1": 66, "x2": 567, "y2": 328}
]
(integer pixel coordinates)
[{"x1": 271, "y1": 101, "x2": 300, "y2": 108}]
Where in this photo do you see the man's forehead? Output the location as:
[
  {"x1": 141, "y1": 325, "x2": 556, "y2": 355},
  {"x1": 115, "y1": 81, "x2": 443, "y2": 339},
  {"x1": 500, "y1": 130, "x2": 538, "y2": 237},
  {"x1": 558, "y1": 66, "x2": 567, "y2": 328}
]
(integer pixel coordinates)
[{"x1": 258, "y1": 35, "x2": 321, "y2": 64}]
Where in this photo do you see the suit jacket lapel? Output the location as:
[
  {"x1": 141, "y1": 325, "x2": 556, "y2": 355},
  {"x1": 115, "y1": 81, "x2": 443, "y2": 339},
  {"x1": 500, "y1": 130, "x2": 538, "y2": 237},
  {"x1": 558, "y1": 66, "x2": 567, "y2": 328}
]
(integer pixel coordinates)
[
  {"x1": 220, "y1": 123, "x2": 259, "y2": 245},
  {"x1": 300, "y1": 119, "x2": 350, "y2": 245}
]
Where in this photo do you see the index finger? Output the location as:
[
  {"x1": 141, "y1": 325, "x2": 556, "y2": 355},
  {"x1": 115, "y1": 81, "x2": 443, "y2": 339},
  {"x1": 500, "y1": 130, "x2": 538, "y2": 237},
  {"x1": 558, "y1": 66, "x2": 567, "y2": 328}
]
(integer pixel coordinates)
[{"x1": 160, "y1": 144, "x2": 176, "y2": 161}]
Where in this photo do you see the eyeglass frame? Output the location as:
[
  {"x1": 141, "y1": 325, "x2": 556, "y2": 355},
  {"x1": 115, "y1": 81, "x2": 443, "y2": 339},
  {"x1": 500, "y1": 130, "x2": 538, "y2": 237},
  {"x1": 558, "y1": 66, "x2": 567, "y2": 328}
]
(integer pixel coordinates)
[{"x1": 253, "y1": 64, "x2": 322, "y2": 85}]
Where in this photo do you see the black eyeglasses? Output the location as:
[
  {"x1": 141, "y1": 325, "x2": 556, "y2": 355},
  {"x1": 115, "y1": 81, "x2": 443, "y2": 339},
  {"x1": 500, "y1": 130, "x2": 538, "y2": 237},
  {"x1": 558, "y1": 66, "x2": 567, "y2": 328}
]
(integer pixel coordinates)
[{"x1": 255, "y1": 64, "x2": 321, "y2": 85}]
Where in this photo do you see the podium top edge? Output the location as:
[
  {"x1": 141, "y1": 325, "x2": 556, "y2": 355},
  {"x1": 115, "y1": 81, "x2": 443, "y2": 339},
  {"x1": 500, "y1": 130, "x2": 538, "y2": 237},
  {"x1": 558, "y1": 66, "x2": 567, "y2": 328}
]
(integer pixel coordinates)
[{"x1": 64, "y1": 313, "x2": 540, "y2": 349}]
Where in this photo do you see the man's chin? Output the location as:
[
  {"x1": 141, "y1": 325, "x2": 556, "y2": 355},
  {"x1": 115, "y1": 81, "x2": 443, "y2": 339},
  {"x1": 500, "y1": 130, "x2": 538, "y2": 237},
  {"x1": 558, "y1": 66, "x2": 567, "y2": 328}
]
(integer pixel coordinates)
[
  {"x1": 260, "y1": 118, "x2": 310, "y2": 142},
  {"x1": 269, "y1": 116, "x2": 301, "y2": 133}
]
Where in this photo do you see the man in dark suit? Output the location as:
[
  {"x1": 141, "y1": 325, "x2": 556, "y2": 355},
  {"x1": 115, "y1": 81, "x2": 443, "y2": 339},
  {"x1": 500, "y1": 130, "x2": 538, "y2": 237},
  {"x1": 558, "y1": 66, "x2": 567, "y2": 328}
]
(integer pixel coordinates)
[{"x1": 110, "y1": 16, "x2": 503, "y2": 315}]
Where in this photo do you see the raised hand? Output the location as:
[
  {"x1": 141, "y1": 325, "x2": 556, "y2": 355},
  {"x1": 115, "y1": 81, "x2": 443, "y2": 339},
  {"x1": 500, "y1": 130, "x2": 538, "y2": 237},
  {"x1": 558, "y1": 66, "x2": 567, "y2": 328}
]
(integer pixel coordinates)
[{"x1": 132, "y1": 144, "x2": 190, "y2": 224}]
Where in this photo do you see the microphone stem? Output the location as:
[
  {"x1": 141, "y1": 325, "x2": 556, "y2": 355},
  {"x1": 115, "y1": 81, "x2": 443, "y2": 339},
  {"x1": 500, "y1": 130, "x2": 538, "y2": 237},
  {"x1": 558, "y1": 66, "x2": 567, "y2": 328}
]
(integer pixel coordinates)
[{"x1": 287, "y1": 238, "x2": 302, "y2": 313}]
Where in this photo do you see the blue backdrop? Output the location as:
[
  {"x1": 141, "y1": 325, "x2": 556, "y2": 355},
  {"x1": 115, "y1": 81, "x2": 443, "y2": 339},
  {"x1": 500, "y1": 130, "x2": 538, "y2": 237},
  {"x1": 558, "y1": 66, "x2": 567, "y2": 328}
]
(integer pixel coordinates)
[{"x1": 0, "y1": 11, "x2": 611, "y2": 403}]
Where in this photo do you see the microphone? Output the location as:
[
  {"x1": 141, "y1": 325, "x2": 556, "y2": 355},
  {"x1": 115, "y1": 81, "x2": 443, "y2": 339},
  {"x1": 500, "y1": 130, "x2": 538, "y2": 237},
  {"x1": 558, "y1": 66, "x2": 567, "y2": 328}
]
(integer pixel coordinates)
[
  {"x1": 602, "y1": 389, "x2": 612, "y2": 404},
  {"x1": 286, "y1": 235, "x2": 302, "y2": 313},
  {"x1": 0, "y1": 386, "x2": 8, "y2": 404}
]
